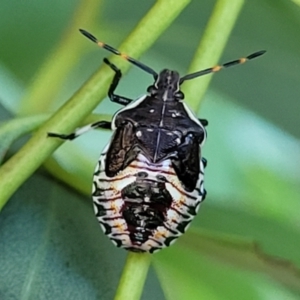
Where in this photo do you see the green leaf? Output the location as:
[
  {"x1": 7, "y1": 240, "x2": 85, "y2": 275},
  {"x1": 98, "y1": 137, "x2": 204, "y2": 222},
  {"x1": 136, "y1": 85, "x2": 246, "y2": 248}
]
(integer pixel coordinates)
[
  {"x1": 154, "y1": 241, "x2": 300, "y2": 300},
  {"x1": 155, "y1": 248, "x2": 259, "y2": 300},
  {"x1": 0, "y1": 173, "x2": 124, "y2": 299},
  {"x1": 181, "y1": 229, "x2": 300, "y2": 290}
]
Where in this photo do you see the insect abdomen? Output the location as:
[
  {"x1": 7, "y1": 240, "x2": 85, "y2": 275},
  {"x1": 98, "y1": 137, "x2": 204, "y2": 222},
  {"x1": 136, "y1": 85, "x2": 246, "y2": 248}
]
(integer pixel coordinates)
[{"x1": 92, "y1": 149, "x2": 206, "y2": 253}]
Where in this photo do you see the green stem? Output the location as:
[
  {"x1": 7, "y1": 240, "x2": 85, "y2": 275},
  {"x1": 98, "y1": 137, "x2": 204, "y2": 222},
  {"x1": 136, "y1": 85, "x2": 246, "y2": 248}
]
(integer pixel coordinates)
[
  {"x1": 0, "y1": 0, "x2": 191, "y2": 208},
  {"x1": 182, "y1": 0, "x2": 245, "y2": 112},
  {"x1": 18, "y1": 0, "x2": 103, "y2": 115},
  {"x1": 114, "y1": 253, "x2": 151, "y2": 300},
  {"x1": 0, "y1": 114, "x2": 49, "y2": 163}
]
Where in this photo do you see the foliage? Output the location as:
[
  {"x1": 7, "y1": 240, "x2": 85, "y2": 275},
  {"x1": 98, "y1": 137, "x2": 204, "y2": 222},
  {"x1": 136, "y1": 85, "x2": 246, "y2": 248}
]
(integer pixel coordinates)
[{"x1": 0, "y1": 0, "x2": 300, "y2": 299}]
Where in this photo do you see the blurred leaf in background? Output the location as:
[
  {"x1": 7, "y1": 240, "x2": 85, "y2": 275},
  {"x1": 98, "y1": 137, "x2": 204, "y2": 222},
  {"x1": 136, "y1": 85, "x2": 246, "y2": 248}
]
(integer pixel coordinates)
[{"x1": 0, "y1": 0, "x2": 300, "y2": 299}]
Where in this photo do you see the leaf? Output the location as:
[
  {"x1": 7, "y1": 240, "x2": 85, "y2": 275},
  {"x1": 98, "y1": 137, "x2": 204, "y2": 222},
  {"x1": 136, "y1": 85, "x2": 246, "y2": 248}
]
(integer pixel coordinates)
[
  {"x1": 155, "y1": 247, "x2": 260, "y2": 300},
  {"x1": 181, "y1": 229, "x2": 300, "y2": 290},
  {"x1": 154, "y1": 229, "x2": 300, "y2": 300}
]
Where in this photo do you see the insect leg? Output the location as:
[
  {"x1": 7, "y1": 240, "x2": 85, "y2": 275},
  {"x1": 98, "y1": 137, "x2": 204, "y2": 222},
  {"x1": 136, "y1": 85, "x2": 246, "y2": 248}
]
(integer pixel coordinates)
[
  {"x1": 48, "y1": 120, "x2": 111, "y2": 140},
  {"x1": 103, "y1": 58, "x2": 133, "y2": 106}
]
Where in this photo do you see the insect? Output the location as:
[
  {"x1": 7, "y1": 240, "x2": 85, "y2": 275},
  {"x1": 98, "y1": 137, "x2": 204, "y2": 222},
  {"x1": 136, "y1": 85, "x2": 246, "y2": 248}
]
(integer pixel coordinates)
[{"x1": 48, "y1": 29, "x2": 265, "y2": 253}]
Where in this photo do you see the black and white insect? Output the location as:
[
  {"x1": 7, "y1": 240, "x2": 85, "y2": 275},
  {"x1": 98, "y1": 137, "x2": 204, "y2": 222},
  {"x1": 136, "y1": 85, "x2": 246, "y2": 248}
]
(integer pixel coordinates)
[{"x1": 48, "y1": 29, "x2": 265, "y2": 253}]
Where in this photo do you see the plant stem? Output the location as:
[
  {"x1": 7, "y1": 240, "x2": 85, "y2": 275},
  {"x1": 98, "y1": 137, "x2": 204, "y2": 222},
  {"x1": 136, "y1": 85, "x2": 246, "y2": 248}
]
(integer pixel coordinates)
[
  {"x1": 114, "y1": 253, "x2": 151, "y2": 300},
  {"x1": 183, "y1": 0, "x2": 245, "y2": 112},
  {"x1": 0, "y1": 114, "x2": 48, "y2": 163},
  {"x1": 0, "y1": 0, "x2": 191, "y2": 207},
  {"x1": 18, "y1": 0, "x2": 103, "y2": 115}
]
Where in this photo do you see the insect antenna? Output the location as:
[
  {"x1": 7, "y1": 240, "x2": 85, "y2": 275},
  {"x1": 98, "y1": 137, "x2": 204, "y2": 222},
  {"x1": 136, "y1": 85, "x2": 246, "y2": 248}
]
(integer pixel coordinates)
[
  {"x1": 180, "y1": 50, "x2": 266, "y2": 84},
  {"x1": 79, "y1": 29, "x2": 158, "y2": 77}
]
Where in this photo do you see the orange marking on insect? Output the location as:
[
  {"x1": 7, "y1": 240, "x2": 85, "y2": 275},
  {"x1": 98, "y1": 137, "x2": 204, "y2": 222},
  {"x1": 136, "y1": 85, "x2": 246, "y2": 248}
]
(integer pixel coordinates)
[
  {"x1": 97, "y1": 41, "x2": 105, "y2": 47},
  {"x1": 115, "y1": 220, "x2": 124, "y2": 231},
  {"x1": 154, "y1": 230, "x2": 167, "y2": 240},
  {"x1": 176, "y1": 197, "x2": 186, "y2": 208},
  {"x1": 239, "y1": 58, "x2": 247, "y2": 63},
  {"x1": 111, "y1": 201, "x2": 118, "y2": 213},
  {"x1": 212, "y1": 65, "x2": 222, "y2": 72},
  {"x1": 121, "y1": 53, "x2": 129, "y2": 59}
]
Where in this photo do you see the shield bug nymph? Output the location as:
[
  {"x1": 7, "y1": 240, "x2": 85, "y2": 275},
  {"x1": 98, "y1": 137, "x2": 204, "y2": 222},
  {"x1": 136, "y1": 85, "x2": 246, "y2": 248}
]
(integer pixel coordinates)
[{"x1": 48, "y1": 29, "x2": 265, "y2": 253}]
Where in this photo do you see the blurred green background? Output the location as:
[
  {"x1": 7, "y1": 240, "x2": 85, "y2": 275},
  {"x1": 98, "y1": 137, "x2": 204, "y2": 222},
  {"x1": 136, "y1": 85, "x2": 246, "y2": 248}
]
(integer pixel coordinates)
[{"x1": 0, "y1": 0, "x2": 300, "y2": 299}]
